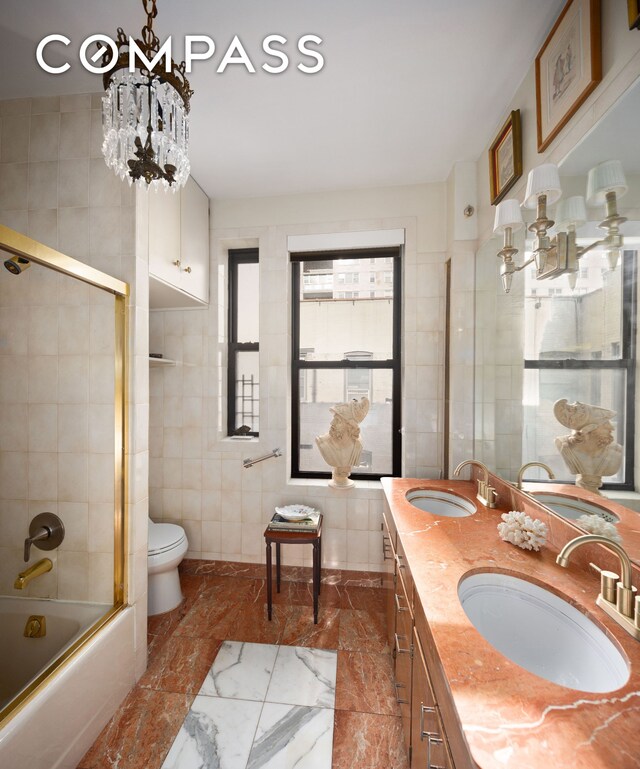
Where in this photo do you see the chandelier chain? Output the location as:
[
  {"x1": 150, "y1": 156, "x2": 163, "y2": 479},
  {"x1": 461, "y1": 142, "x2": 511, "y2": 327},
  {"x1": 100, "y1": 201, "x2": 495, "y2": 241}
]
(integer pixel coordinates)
[{"x1": 141, "y1": 0, "x2": 159, "y2": 54}]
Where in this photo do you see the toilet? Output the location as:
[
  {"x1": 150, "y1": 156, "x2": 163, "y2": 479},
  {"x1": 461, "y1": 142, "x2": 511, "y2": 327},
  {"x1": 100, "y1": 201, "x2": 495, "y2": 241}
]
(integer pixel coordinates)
[{"x1": 147, "y1": 518, "x2": 189, "y2": 616}]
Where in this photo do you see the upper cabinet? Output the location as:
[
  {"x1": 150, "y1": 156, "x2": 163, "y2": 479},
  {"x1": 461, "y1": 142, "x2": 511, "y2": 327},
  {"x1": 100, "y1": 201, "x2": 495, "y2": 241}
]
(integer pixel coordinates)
[{"x1": 147, "y1": 176, "x2": 210, "y2": 308}]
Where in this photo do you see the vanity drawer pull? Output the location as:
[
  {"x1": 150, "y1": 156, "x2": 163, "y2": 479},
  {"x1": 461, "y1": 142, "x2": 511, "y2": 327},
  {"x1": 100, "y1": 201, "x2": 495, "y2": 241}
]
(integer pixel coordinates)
[
  {"x1": 394, "y1": 681, "x2": 409, "y2": 705},
  {"x1": 394, "y1": 632, "x2": 412, "y2": 655},
  {"x1": 395, "y1": 592, "x2": 409, "y2": 612},
  {"x1": 395, "y1": 553, "x2": 406, "y2": 569}
]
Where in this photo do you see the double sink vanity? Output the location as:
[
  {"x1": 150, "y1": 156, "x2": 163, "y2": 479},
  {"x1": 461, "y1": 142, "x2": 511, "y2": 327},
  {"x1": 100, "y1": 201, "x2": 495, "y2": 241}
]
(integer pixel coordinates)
[{"x1": 381, "y1": 470, "x2": 640, "y2": 769}]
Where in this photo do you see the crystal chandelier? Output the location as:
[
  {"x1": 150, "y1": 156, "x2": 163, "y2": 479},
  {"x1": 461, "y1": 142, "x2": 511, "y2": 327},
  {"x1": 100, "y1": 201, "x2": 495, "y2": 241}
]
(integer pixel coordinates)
[{"x1": 101, "y1": 0, "x2": 193, "y2": 189}]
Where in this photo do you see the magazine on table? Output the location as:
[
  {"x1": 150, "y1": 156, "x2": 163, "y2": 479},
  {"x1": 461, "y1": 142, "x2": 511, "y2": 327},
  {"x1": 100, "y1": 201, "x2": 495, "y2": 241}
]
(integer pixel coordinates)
[{"x1": 267, "y1": 507, "x2": 321, "y2": 532}]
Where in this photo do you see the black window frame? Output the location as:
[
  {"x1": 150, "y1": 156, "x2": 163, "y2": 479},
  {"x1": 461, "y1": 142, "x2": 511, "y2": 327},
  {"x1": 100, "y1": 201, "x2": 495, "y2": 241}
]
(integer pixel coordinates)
[
  {"x1": 291, "y1": 247, "x2": 402, "y2": 480},
  {"x1": 227, "y1": 248, "x2": 259, "y2": 437},
  {"x1": 523, "y1": 250, "x2": 636, "y2": 490}
]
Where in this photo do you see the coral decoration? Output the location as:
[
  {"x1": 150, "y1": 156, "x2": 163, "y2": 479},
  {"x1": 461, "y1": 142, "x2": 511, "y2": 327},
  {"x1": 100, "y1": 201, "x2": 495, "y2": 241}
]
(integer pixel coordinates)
[
  {"x1": 576, "y1": 513, "x2": 622, "y2": 545},
  {"x1": 497, "y1": 511, "x2": 548, "y2": 551}
]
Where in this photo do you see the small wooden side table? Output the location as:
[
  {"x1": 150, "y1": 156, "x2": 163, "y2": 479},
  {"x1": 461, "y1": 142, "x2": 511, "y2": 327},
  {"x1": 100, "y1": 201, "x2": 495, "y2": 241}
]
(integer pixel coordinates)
[{"x1": 264, "y1": 514, "x2": 323, "y2": 624}]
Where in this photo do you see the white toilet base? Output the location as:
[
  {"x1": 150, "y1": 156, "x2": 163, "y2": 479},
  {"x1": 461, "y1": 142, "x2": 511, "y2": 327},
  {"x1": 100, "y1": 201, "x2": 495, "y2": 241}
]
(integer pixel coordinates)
[{"x1": 148, "y1": 568, "x2": 184, "y2": 616}]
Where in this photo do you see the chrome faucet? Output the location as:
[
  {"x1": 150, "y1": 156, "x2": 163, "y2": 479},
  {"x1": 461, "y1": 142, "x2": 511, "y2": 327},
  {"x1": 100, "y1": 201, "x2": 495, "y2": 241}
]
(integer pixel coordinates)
[
  {"x1": 516, "y1": 461, "x2": 555, "y2": 489},
  {"x1": 556, "y1": 534, "x2": 639, "y2": 640},
  {"x1": 14, "y1": 558, "x2": 53, "y2": 590},
  {"x1": 453, "y1": 460, "x2": 497, "y2": 508}
]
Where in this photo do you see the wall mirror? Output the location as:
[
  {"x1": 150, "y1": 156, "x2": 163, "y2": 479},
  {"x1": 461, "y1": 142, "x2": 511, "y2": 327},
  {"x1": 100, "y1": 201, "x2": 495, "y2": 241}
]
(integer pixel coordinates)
[{"x1": 474, "y1": 75, "x2": 640, "y2": 562}]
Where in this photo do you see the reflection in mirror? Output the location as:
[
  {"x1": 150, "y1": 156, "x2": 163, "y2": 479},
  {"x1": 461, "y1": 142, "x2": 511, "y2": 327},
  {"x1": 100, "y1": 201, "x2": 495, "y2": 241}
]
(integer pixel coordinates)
[{"x1": 474, "y1": 75, "x2": 640, "y2": 563}]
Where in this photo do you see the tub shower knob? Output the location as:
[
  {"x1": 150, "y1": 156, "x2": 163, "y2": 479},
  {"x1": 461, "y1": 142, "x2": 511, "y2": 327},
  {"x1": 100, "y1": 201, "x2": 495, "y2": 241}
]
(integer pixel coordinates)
[{"x1": 24, "y1": 513, "x2": 65, "y2": 562}]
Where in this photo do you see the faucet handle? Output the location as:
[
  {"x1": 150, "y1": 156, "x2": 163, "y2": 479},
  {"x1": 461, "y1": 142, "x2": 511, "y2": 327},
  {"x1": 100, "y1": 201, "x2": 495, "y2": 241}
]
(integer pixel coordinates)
[
  {"x1": 589, "y1": 562, "x2": 620, "y2": 603},
  {"x1": 23, "y1": 513, "x2": 65, "y2": 562},
  {"x1": 617, "y1": 583, "x2": 637, "y2": 619}
]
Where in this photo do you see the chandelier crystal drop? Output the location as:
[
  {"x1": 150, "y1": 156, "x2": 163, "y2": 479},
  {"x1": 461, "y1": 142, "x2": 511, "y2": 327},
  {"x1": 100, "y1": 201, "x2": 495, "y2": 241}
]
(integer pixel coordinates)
[{"x1": 101, "y1": 0, "x2": 193, "y2": 190}]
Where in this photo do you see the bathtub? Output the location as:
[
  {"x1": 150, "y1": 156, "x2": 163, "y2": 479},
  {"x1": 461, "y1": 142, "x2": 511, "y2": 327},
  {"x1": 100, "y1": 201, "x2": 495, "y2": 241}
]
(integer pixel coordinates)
[{"x1": 0, "y1": 596, "x2": 110, "y2": 713}]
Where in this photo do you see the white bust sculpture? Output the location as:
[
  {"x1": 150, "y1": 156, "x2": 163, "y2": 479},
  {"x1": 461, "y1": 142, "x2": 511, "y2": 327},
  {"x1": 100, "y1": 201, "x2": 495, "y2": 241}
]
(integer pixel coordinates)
[
  {"x1": 315, "y1": 396, "x2": 370, "y2": 488},
  {"x1": 553, "y1": 398, "x2": 623, "y2": 495}
]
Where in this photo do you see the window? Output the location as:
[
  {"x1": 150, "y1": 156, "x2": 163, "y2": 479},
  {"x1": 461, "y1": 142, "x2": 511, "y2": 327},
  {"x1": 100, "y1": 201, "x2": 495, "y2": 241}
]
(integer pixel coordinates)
[
  {"x1": 291, "y1": 248, "x2": 401, "y2": 479},
  {"x1": 522, "y1": 249, "x2": 636, "y2": 488},
  {"x1": 228, "y1": 249, "x2": 259, "y2": 436}
]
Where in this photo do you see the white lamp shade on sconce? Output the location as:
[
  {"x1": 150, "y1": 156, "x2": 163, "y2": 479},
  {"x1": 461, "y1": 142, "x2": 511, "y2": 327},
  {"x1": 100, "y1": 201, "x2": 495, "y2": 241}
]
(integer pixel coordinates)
[
  {"x1": 586, "y1": 160, "x2": 627, "y2": 206},
  {"x1": 555, "y1": 196, "x2": 587, "y2": 231},
  {"x1": 493, "y1": 198, "x2": 524, "y2": 234},
  {"x1": 523, "y1": 163, "x2": 562, "y2": 209}
]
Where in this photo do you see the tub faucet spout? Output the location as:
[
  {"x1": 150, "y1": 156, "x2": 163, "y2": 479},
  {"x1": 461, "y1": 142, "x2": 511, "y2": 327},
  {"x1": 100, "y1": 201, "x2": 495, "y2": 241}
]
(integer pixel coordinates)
[{"x1": 14, "y1": 558, "x2": 53, "y2": 590}]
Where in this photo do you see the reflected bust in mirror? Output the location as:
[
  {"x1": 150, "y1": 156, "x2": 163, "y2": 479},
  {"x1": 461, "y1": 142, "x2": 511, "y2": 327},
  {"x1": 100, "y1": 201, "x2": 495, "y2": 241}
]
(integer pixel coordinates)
[{"x1": 554, "y1": 399, "x2": 623, "y2": 495}]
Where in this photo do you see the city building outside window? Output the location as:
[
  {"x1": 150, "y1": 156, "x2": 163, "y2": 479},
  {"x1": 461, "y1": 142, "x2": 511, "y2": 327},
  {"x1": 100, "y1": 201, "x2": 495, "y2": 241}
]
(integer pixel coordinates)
[{"x1": 291, "y1": 248, "x2": 401, "y2": 479}]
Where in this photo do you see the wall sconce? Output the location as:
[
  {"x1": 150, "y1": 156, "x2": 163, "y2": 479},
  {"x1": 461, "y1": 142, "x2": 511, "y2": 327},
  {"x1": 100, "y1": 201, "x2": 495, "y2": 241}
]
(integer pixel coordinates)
[{"x1": 494, "y1": 160, "x2": 627, "y2": 293}]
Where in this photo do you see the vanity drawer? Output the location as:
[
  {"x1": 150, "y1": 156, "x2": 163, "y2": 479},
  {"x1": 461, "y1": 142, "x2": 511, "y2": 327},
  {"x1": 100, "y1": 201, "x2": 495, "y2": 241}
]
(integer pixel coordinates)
[
  {"x1": 382, "y1": 504, "x2": 398, "y2": 550},
  {"x1": 396, "y1": 535, "x2": 414, "y2": 612},
  {"x1": 382, "y1": 514, "x2": 397, "y2": 648},
  {"x1": 394, "y1": 584, "x2": 413, "y2": 755},
  {"x1": 411, "y1": 626, "x2": 454, "y2": 769}
]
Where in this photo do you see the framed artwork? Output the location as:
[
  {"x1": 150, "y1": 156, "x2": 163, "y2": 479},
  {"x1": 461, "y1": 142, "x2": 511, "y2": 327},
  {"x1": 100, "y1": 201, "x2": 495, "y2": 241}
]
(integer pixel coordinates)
[
  {"x1": 535, "y1": 0, "x2": 601, "y2": 152},
  {"x1": 489, "y1": 110, "x2": 522, "y2": 205},
  {"x1": 629, "y1": 0, "x2": 640, "y2": 30}
]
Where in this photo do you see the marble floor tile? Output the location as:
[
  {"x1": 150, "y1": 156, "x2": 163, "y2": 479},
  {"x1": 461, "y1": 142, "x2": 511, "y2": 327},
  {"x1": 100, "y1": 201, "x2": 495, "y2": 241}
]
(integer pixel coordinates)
[
  {"x1": 174, "y1": 580, "x2": 247, "y2": 640},
  {"x1": 77, "y1": 688, "x2": 194, "y2": 769},
  {"x1": 161, "y1": 695, "x2": 262, "y2": 769},
  {"x1": 338, "y1": 609, "x2": 390, "y2": 654},
  {"x1": 266, "y1": 646, "x2": 337, "y2": 709},
  {"x1": 139, "y1": 636, "x2": 222, "y2": 694},
  {"x1": 340, "y1": 585, "x2": 385, "y2": 613},
  {"x1": 247, "y1": 703, "x2": 333, "y2": 769},
  {"x1": 83, "y1": 575, "x2": 394, "y2": 769},
  {"x1": 199, "y1": 641, "x2": 278, "y2": 701},
  {"x1": 148, "y1": 630, "x2": 169, "y2": 663},
  {"x1": 280, "y1": 605, "x2": 340, "y2": 650},
  {"x1": 286, "y1": 581, "x2": 342, "y2": 609},
  {"x1": 335, "y1": 651, "x2": 399, "y2": 716},
  {"x1": 218, "y1": 602, "x2": 291, "y2": 645},
  {"x1": 331, "y1": 710, "x2": 408, "y2": 769}
]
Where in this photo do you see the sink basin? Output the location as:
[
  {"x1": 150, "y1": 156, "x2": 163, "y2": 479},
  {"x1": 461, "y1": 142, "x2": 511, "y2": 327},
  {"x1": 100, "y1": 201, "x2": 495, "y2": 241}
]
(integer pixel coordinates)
[
  {"x1": 458, "y1": 572, "x2": 629, "y2": 692},
  {"x1": 531, "y1": 492, "x2": 619, "y2": 523},
  {"x1": 406, "y1": 490, "x2": 476, "y2": 517}
]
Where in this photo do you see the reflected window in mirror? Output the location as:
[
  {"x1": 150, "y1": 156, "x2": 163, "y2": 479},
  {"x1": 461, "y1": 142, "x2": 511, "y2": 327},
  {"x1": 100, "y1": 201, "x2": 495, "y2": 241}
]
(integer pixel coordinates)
[{"x1": 522, "y1": 248, "x2": 636, "y2": 489}]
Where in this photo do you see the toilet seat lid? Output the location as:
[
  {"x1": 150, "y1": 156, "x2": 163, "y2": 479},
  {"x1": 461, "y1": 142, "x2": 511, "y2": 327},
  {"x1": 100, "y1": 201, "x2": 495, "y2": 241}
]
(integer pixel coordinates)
[{"x1": 148, "y1": 522, "x2": 187, "y2": 555}]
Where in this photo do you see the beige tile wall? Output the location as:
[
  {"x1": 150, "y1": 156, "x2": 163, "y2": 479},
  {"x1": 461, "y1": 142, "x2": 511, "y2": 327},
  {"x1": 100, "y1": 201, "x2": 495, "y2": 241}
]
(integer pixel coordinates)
[{"x1": 149, "y1": 196, "x2": 447, "y2": 572}]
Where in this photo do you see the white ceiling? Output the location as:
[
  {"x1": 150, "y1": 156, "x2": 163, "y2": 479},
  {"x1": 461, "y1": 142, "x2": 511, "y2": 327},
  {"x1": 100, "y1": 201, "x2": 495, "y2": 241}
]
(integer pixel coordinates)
[{"x1": 0, "y1": 0, "x2": 565, "y2": 199}]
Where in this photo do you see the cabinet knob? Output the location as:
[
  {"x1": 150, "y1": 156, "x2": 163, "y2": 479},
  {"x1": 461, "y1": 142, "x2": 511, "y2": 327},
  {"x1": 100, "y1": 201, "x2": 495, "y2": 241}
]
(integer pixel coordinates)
[
  {"x1": 183, "y1": 266, "x2": 192, "y2": 274},
  {"x1": 173, "y1": 259, "x2": 181, "y2": 268}
]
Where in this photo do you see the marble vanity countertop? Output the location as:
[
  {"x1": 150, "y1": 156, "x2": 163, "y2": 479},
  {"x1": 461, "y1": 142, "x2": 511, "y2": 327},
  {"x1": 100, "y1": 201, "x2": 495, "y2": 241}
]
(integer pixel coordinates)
[{"x1": 381, "y1": 477, "x2": 640, "y2": 769}]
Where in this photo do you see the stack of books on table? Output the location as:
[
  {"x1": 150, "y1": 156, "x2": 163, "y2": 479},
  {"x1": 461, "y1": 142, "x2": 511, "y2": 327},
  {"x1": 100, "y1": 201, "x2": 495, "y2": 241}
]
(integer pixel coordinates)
[{"x1": 267, "y1": 507, "x2": 321, "y2": 533}]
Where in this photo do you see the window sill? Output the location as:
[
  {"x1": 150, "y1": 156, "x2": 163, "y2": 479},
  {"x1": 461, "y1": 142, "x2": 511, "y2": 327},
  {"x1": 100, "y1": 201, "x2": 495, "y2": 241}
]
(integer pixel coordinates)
[
  {"x1": 602, "y1": 490, "x2": 640, "y2": 512},
  {"x1": 288, "y1": 477, "x2": 382, "y2": 490}
]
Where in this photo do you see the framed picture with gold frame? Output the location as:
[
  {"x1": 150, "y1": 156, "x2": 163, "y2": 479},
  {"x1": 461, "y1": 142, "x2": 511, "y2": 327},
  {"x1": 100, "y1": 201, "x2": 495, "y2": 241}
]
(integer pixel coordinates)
[
  {"x1": 629, "y1": 0, "x2": 640, "y2": 30},
  {"x1": 489, "y1": 110, "x2": 522, "y2": 205},
  {"x1": 535, "y1": 0, "x2": 601, "y2": 152}
]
